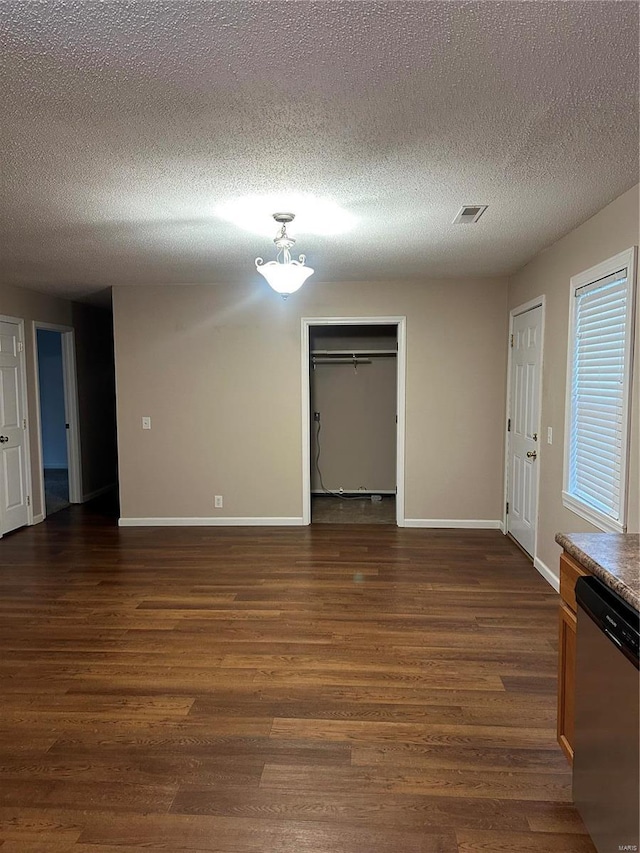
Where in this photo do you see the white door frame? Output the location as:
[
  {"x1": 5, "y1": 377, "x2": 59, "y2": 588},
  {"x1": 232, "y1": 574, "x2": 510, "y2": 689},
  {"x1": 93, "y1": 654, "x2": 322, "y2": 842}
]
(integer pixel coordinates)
[
  {"x1": 32, "y1": 322, "x2": 83, "y2": 512},
  {"x1": 301, "y1": 316, "x2": 407, "y2": 527},
  {"x1": 0, "y1": 315, "x2": 34, "y2": 536},
  {"x1": 503, "y1": 296, "x2": 545, "y2": 559}
]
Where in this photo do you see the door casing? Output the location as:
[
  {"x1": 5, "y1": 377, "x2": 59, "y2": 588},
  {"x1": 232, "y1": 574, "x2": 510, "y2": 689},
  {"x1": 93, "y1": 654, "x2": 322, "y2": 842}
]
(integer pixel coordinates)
[
  {"x1": 301, "y1": 316, "x2": 407, "y2": 526},
  {"x1": 33, "y1": 322, "x2": 83, "y2": 514}
]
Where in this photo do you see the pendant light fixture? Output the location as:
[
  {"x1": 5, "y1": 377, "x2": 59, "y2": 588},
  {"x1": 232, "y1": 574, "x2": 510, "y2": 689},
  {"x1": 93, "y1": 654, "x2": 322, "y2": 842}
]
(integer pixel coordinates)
[{"x1": 255, "y1": 213, "x2": 314, "y2": 297}]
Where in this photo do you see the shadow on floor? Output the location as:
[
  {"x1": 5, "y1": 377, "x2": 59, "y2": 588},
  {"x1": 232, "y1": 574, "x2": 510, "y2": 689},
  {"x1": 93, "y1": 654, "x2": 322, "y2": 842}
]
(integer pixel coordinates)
[{"x1": 44, "y1": 467, "x2": 70, "y2": 515}]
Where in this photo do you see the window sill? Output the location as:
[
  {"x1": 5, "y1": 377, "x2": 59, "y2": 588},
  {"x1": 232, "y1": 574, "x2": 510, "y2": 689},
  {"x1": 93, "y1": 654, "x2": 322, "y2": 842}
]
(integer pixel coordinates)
[{"x1": 562, "y1": 491, "x2": 626, "y2": 534}]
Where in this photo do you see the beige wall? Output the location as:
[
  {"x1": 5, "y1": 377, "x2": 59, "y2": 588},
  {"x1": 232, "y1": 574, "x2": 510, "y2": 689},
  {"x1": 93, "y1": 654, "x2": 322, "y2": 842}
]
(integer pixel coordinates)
[
  {"x1": 0, "y1": 282, "x2": 117, "y2": 518},
  {"x1": 113, "y1": 277, "x2": 508, "y2": 522},
  {"x1": 508, "y1": 184, "x2": 640, "y2": 575}
]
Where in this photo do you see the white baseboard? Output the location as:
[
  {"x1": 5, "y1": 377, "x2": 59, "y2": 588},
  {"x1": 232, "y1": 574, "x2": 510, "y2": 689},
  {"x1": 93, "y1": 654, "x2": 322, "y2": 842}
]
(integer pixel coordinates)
[
  {"x1": 118, "y1": 516, "x2": 306, "y2": 528},
  {"x1": 534, "y1": 556, "x2": 559, "y2": 591},
  {"x1": 403, "y1": 518, "x2": 502, "y2": 529},
  {"x1": 499, "y1": 520, "x2": 506, "y2": 534},
  {"x1": 31, "y1": 512, "x2": 45, "y2": 525},
  {"x1": 83, "y1": 483, "x2": 116, "y2": 503}
]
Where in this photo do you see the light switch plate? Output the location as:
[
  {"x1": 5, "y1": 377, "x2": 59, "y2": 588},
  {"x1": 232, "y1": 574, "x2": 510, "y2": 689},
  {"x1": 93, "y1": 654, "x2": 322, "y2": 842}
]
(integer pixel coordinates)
[
  {"x1": 142, "y1": 416, "x2": 151, "y2": 430},
  {"x1": 547, "y1": 426, "x2": 553, "y2": 445}
]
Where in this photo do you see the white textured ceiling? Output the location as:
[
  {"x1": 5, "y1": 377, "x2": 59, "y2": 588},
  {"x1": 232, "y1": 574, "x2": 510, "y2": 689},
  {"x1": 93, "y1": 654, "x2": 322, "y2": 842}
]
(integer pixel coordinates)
[{"x1": 1, "y1": 1, "x2": 638, "y2": 301}]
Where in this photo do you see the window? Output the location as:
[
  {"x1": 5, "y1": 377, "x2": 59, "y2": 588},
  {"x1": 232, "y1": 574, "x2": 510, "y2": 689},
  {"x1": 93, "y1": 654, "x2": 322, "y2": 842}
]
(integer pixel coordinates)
[{"x1": 563, "y1": 247, "x2": 637, "y2": 532}]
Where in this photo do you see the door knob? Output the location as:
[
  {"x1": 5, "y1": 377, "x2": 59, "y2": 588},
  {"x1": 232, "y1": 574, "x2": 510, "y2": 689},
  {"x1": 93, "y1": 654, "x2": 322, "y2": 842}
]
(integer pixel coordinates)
[
  {"x1": 0, "y1": 436, "x2": 7, "y2": 443},
  {"x1": 526, "y1": 450, "x2": 537, "y2": 459}
]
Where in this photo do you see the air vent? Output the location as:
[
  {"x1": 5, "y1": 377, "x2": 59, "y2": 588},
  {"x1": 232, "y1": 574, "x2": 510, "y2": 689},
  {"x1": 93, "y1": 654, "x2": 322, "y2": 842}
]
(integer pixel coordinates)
[{"x1": 452, "y1": 205, "x2": 488, "y2": 225}]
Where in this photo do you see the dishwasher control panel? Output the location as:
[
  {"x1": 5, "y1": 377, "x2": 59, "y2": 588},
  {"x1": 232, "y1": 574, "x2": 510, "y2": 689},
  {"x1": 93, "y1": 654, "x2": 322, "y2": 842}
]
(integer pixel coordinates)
[{"x1": 575, "y1": 575, "x2": 639, "y2": 667}]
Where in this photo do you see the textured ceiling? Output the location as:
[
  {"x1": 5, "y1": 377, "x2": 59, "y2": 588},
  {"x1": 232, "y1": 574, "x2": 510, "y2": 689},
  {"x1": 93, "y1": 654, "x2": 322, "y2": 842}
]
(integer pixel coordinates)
[{"x1": 1, "y1": 0, "x2": 638, "y2": 301}]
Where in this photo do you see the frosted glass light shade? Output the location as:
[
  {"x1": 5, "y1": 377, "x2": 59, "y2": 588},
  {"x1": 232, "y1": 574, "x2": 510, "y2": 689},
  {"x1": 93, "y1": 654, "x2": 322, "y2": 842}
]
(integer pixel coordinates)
[{"x1": 255, "y1": 259, "x2": 314, "y2": 295}]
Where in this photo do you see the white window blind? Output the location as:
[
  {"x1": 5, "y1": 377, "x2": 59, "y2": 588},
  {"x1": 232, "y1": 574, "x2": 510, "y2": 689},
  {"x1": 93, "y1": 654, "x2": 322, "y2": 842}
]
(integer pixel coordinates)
[{"x1": 563, "y1": 247, "x2": 636, "y2": 533}]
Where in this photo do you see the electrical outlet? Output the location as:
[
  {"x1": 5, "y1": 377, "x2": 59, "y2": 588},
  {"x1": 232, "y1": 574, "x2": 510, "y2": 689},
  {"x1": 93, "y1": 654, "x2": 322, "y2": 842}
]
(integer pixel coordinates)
[
  {"x1": 214, "y1": 495, "x2": 223, "y2": 508},
  {"x1": 313, "y1": 412, "x2": 321, "y2": 422},
  {"x1": 142, "y1": 416, "x2": 151, "y2": 430},
  {"x1": 547, "y1": 426, "x2": 553, "y2": 445}
]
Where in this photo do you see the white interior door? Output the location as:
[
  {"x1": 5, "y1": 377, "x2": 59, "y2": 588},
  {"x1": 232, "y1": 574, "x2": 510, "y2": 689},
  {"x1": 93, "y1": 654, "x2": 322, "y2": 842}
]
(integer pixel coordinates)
[
  {"x1": 507, "y1": 305, "x2": 542, "y2": 556},
  {"x1": 0, "y1": 319, "x2": 30, "y2": 535}
]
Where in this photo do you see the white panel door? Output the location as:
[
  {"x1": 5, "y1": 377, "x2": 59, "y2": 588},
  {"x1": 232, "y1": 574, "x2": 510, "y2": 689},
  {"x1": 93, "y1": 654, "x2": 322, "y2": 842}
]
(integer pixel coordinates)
[
  {"x1": 507, "y1": 306, "x2": 542, "y2": 556},
  {"x1": 0, "y1": 320, "x2": 30, "y2": 535}
]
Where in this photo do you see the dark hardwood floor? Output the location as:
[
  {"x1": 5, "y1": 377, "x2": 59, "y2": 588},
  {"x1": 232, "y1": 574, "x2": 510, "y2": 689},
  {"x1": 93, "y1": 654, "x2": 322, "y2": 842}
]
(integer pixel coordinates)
[{"x1": 0, "y1": 500, "x2": 595, "y2": 852}]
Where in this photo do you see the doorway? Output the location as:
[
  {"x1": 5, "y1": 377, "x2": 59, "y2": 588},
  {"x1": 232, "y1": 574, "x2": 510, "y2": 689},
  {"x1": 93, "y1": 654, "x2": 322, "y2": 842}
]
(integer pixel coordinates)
[
  {"x1": 34, "y1": 324, "x2": 82, "y2": 517},
  {"x1": 36, "y1": 329, "x2": 69, "y2": 514},
  {"x1": 301, "y1": 317, "x2": 406, "y2": 526},
  {"x1": 505, "y1": 299, "x2": 545, "y2": 557}
]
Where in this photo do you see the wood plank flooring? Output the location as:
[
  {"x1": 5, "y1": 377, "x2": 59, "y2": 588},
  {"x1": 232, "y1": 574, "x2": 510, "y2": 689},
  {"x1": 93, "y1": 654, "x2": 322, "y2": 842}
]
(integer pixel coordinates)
[{"x1": 0, "y1": 501, "x2": 595, "y2": 852}]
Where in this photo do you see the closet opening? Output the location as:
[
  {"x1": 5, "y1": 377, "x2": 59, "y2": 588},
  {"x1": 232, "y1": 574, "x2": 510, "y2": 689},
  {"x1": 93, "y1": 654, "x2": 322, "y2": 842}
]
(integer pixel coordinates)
[{"x1": 301, "y1": 317, "x2": 406, "y2": 526}]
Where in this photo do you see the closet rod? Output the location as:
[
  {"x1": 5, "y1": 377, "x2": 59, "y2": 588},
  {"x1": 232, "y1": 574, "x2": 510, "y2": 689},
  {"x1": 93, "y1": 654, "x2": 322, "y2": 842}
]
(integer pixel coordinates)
[
  {"x1": 312, "y1": 357, "x2": 372, "y2": 365},
  {"x1": 310, "y1": 349, "x2": 397, "y2": 357}
]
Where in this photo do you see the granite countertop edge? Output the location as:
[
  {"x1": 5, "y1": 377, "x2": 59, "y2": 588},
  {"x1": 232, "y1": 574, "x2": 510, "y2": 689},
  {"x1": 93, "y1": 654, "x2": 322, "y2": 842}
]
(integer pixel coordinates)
[{"x1": 555, "y1": 532, "x2": 639, "y2": 612}]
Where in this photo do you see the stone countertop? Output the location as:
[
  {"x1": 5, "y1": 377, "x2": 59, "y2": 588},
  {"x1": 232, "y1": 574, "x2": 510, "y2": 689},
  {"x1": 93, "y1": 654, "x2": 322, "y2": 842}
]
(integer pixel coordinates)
[{"x1": 555, "y1": 532, "x2": 639, "y2": 612}]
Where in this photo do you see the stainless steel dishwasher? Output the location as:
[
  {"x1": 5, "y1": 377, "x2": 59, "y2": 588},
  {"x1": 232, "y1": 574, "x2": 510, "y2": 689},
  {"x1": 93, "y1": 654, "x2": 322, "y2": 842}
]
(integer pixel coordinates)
[{"x1": 574, "y1": 575, "x2": 639, "y2": 853}]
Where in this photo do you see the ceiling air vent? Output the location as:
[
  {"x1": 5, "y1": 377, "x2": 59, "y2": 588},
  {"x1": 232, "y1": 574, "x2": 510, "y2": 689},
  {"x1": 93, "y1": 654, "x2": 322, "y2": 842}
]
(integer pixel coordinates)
[{"x1": 452, "y1": 205, "x2": 488, "y2": 225}]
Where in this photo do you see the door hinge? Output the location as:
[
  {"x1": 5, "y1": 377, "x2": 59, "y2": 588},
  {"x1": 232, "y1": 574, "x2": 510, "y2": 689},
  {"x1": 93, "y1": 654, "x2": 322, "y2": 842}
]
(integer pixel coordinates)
[
  {"x1": 17, "y1": 341, "x2": 24, "y2": 353},
  {"x1": 27, "y1": 496, "x2": 31, "y2": 507},
  {"x1": 510, "y1": 334, "x2": 514, "y2": 348},
  {"x1": 507, "y1": 418, "x2": 511, "y2": 432},
  {"x1": 23, "y1": 418, "x2": 27, "y2": 429},
  {"x1": 506, "y1": 502, "x2": 509, "y2": 514},
  {"x1": 532, "y1": 432, "x2": 538, "y2": 442}
]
